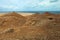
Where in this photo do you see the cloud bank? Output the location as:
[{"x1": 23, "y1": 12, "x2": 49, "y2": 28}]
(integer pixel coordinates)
[{"x1": 0, "y1": 0, "x2": 60, "y2": 11}]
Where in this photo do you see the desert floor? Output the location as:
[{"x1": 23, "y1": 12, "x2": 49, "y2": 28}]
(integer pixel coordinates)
[{"x1": 0, "y1": 12, "x2": 34, "y2": 16}]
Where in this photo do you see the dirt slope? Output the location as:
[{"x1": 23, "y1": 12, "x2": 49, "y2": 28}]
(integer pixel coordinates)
[
  {"x1": 0, "y1": 12, "x2": 26, "y2": 34},
  {"x1": 0, "y1": 12, "x2": 60, "y2": 40}
]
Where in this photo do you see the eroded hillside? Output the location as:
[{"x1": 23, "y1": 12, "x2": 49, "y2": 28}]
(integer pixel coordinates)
[{"x1": 0, "y1": 12, "x2": 60, "y2": 40}]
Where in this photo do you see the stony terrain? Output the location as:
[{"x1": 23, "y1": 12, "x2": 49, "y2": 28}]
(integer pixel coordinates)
[
  {"x1": 0, "y1": 12, "x2": 26, "y2": 34},
  {"x1": 0, "y1": 12, "x2": 60, "y2": 40}
]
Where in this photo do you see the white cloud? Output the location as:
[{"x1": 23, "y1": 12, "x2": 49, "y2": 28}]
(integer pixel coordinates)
[
  {"x1": 0, "y1": 0, "x2": 60, "y2": 11},
  {"x1": 0, "y1": 5, "x2": 19, "y2": 10}
]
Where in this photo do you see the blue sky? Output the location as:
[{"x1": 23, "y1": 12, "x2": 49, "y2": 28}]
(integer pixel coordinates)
[{"x1": 0, "y1": 0, "x2": 60, "y2": 11}]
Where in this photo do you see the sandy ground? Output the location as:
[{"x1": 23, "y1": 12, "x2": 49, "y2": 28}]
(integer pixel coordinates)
[
  {"x1": 0, "y1": 13, "x2": 34, "y2": 16},
  {"x1": 18, "y1": 13, "x2": 34, "y2": 16}
]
